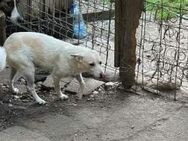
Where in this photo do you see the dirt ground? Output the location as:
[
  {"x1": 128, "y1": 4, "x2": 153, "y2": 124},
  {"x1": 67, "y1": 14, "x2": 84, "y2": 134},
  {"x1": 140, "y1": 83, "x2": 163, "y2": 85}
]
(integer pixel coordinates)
[
  {"x1": 0, "y1": 68, "x2": 188, "y2": 141},
  {"x1": 0, "y1": 68, "x2": 118, "y2": 131}
]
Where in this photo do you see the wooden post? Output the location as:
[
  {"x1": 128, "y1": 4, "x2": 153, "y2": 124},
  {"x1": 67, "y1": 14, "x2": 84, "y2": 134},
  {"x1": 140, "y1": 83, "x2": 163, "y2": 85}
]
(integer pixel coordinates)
[
  {"x1": 0, "y1": 10, "x2": 6, "y2": 46},
  {"x1": 115, "y1": 0, "x2": 144, "y2": 88}
]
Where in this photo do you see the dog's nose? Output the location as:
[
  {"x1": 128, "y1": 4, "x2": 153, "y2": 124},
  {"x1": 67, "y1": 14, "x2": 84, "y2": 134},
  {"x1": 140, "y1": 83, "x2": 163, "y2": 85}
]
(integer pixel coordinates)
[
  {"x1": 17, "y1": 16, "x2": 24, "y2": 23},
  {"x1": 100, "y1": 73, "x2": 105, "y2": 79}
]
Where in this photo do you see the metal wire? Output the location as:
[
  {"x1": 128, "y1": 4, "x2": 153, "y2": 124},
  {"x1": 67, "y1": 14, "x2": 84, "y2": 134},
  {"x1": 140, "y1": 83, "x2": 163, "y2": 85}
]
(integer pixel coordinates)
[
  {"x1": 136, "y1": 0, "x2": 188, "y2": 100},
  {"x1": 6, "y1": 0, "x2": 117, "y2": 78},
  {"x1": 6, "y1": 0, "x2": 188, "y2": 99}
]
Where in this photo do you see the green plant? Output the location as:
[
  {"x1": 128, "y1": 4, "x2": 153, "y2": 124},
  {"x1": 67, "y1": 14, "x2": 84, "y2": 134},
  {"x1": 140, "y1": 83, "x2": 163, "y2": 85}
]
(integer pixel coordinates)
[
  {"x1": 146, "y1": 0, "x2": 188, "y2": 20},
  {"x1": 100, "y1": 0, "x2": 114, "y2": 4}
]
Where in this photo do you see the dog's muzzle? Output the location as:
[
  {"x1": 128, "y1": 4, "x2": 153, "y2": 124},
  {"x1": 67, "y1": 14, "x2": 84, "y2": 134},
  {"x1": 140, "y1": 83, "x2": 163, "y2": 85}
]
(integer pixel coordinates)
[{"x1": 99, "y1": 72, "x2": 105, "y2": 79}]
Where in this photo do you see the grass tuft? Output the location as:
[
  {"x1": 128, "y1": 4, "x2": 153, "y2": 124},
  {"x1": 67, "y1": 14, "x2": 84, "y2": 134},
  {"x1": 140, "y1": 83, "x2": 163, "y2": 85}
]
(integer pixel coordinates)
[{"x1": 146, "y1": 0, "x2": 188, "y2": 21}]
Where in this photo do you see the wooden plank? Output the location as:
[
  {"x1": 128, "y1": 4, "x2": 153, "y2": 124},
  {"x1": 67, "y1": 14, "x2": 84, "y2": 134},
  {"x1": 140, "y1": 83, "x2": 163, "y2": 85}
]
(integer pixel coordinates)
[
  {"x1": 0, "y1": 10, "x2": 6, "y2": 46},
  {"x1": 114, "y1": 1, "x2": 121, "y2": 67},
  {"x1": 83, "y1": 10, "x2": 115, "y2": 22}
]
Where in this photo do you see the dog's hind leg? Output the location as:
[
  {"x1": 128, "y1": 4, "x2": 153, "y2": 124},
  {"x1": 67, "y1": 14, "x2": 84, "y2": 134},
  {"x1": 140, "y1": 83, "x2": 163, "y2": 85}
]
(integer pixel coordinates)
[
  {"x1": 10, "y1": 68, "x2": 20, "y2": 94},
  {"x1": 52, "y1": 74, "x2": 69, "y2": 100},
  {"x1": 21, "y1": 66, "x2": 46, "y2": 104},
  {"x1": 75, "y1": 73, "x2": 85, "y2": 99}
]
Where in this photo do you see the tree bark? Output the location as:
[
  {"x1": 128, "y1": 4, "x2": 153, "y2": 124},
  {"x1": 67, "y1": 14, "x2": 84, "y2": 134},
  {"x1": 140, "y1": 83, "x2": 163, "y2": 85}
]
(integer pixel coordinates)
[{"x1": 115, "y1": 0, "x2": 144, "y2": 88}]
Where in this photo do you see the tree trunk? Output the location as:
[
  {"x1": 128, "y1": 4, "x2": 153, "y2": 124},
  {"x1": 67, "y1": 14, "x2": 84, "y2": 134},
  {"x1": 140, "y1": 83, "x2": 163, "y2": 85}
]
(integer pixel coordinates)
[{"x1": 115, "y1": 0, "x2": 144, "y2": 88}]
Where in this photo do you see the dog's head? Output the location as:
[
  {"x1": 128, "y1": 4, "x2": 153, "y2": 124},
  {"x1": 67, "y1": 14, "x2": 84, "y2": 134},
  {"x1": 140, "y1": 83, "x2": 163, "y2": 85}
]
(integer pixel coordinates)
[
  {"x1": 0, "y1": 0, "x2": 23, "y2": 22},
  {"x1": 71, "y1": 49, "x2": 105, "y2": 79}
]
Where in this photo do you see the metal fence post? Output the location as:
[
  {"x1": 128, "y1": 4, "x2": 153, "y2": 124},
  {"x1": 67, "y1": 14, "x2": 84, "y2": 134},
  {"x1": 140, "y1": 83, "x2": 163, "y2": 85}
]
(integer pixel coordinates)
[
  {"x1": 0, "y1": 10, "x2": 6, "y2": 46},
  {"x1": 115, "y1": 0, "x2": 144, "y2": 88}
]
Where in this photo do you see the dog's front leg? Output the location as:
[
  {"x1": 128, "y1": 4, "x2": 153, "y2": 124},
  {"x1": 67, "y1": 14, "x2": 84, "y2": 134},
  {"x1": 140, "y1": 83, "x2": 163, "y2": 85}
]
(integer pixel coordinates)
[
  {"x1": 52, "y1": 75, "x2": 69, "y2": 100},
  {"x1": 75, "y1": 73, "x2": 85, "y2": 99},
  {"x1": 10, "y1": 68, "x2": 20, "y2": 94}
]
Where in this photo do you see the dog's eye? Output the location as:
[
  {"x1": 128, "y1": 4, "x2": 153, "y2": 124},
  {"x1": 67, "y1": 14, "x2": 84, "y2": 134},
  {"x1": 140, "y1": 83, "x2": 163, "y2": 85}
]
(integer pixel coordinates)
[
  {"x1": 99, "y1": 61, "x2": 102, "y2": 65},
  {"x1": 89, "y1": 63, "x2": 95, "y2": 67}
]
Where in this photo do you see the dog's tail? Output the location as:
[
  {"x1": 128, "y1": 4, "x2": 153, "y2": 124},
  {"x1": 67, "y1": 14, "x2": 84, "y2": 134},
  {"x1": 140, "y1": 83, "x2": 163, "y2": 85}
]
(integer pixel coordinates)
[{"x1": 0, "y1": 47, "x2": 7, "y2": 71}]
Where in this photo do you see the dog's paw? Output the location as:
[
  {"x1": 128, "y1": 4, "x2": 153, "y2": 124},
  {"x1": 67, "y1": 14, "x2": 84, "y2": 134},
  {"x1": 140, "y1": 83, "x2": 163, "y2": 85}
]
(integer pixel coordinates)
[
  {"x1": 59, "y1": 93, "x2": 69, "y2": 100},
  {"x1": 76, "y1": 93, "x2": 83, "y2": 100},
  {"x1": 12, "y1": 88, "x2": 19, "y2": 94},
  {"x1": 37, "y1": 99, "x2": 46, "y2": 105}
]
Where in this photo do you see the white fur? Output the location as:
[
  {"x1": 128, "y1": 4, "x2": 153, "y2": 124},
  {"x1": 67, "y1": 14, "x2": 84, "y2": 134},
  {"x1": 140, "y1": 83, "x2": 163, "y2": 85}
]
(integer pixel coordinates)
[
  {"x1": 1, "y1": 32, "x2": 104, "y2": 104},
  {"x1": 10, "y1": 0, "x2": 23, "y2": 22},
  {"x1": 0, "y1": 47, "x2": 6, "y2": 71}
]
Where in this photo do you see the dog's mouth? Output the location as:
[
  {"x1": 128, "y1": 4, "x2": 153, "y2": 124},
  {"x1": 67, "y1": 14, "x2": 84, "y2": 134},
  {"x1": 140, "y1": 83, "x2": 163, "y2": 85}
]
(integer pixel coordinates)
[
  {"x1": 82, "y1": 72, "x2": 106, "y2": 81},
  {"x1": 99, "y1": 73, "x2": 105, "y2": 79}
]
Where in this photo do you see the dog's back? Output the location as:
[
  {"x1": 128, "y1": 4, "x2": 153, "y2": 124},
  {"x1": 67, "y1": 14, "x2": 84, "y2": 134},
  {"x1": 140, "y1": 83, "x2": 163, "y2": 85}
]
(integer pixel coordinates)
[
  {"x1": 5, "y1": 32, "x2": 61, "y2": 69},
  {"x1": 4, "y1": 32, "x2": 46, "y2": 70},
  {"x1": 4, "y1": 32, "x2": 99, "y2": 72}
]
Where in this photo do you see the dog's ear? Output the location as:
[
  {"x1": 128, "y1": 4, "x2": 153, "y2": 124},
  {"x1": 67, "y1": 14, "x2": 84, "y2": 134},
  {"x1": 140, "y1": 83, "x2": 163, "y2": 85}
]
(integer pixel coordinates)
[{"x1": 71, "y1": 54, "x2": 83, "y2": 62}]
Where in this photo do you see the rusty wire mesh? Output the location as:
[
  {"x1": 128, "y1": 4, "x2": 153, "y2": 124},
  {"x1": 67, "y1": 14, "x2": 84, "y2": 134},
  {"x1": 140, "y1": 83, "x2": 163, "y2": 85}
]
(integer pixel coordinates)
[
  {"x1": 5, "y1": 0, "x2": 188, "y2": 99},
  {"x1": 6, "y1": 0, "x2": 117, "y2": 76},
  {"x1": 136, "y1": 0, "x2": 188, "y2": 100}
]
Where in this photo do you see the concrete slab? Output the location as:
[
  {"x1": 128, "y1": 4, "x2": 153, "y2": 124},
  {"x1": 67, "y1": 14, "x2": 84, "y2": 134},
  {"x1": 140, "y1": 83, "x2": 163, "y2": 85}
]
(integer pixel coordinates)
[
  {"x1": 0, "y1": 79, "x2": 187, "y2": 141},
  {"x1": 13, "y1": 95, "x2": 184, "y2": 141},
  {"x1": 129, "y1": 106, "x2": 188, "y2": 141},
  {"x1": 20, "y1": 114, "x2": 89, "y2": 141},
  {"x1": 42, "y1": 76, "x2": 104, "y2": 95},
  {"x1": 0, "y1": 126, "x2": 50, "y2": 141}
]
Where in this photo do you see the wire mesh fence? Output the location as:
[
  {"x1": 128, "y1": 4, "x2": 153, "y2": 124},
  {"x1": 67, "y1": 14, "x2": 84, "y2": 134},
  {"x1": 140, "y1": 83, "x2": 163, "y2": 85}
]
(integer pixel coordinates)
[
  {"x1": 5, "y1": 0, "x2": 188, "y2": 100},
  {"x1": 6, "y1": 0, "x2": 74, "y2": 38},
  {"x1": 6, "y1": 0, "x2": 117, "y2": 75},
  {"x1": 136, "y1": 0, "x2": 188, "y2": 100}
]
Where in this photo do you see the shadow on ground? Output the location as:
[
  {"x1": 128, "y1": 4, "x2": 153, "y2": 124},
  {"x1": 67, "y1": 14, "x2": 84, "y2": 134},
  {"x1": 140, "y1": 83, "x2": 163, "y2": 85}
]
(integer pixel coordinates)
[{"x1": 0, "y1": 68, "x2": 188, "y2": 141}]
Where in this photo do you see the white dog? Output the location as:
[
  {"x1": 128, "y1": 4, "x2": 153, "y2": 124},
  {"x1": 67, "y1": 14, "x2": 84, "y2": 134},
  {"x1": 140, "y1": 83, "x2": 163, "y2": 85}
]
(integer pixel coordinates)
[{"x1": 0, "y1": 32, "x2": 104, "y2": 104}]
